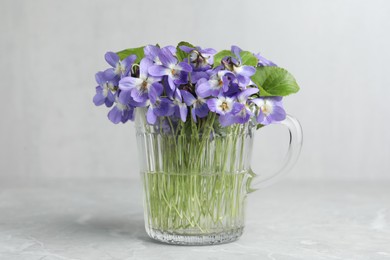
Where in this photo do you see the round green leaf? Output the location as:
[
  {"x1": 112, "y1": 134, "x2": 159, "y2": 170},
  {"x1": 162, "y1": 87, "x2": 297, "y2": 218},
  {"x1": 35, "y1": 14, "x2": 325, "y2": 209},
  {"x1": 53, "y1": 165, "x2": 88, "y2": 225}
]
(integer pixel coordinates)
[
  {"x1": 251, "y1": 67, "x2": 300, "y2": 96},
  {"x1": 116, "y1": 46, "x2": 145, "y2": 63},
  {"x1": 240, "y1": 51, "x2": 258, "y2": 66}
]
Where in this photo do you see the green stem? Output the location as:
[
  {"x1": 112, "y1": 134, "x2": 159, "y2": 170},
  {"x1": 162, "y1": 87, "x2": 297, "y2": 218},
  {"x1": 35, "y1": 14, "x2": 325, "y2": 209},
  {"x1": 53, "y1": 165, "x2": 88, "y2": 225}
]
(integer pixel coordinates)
[{"x1": 142, "y1": 115, "x2": 249, "y2": 234}]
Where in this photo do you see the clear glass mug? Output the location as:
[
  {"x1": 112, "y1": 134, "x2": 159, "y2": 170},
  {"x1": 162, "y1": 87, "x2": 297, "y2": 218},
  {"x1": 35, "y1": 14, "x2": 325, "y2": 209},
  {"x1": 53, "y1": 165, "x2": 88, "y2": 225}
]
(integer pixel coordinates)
[{"x1": 135, "y1": 108, "x2": 303, "y2": 245}]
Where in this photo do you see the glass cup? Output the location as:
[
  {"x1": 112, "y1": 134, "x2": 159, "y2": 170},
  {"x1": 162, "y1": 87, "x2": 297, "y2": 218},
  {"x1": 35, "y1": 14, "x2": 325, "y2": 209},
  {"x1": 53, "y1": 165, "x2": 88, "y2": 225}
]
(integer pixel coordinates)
[{"x1": 135, "y1": 108, "x2": 303, "y2": 245}]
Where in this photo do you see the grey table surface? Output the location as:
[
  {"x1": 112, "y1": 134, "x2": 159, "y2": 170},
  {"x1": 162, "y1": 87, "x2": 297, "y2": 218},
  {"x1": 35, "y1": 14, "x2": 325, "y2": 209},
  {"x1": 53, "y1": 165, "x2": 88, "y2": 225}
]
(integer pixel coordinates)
[{"x1": 0, "y1": 179, "x2": 389, "y2": 260}]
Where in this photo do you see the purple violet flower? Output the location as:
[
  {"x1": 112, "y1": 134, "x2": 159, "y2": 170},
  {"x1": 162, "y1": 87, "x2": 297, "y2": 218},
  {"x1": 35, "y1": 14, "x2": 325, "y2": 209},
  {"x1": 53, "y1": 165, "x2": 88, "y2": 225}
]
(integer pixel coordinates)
[
  {"x1": 206, "y1": 88, "x2": 259, "y2": 127},
  {"x1": 197, "y1": 67, "x2": 235, "y2": 97},
  {"x1": 118, "y1": 58, "x2": 161, "y2": 103},
  {"x1": 251, "y1": 97, "x2": 286, "y2": 125},
  {"x1": 148, "y1": 48, "x2": 192, "y2": 90},
  {"x1": 172, "y1": 89, "x2": 188, "y2": 122},
  {"x1": 146, "y1": 82, "x2": 174, "y2": 124},
  {"x1": 231, "y1": 88, "x2": 259, "y2": 124},
  {"x1": 179, "y1": 45, "x2": 217, "y2": 71},
  {"x1": 94, "y1": 44, "x2": 291, "y2": 127},
  {"x1": 181, "y1": 85, "x2": 209, "y2": 122},
  {"x1": 207, "y1": 95, "x2": 235, "y2": 116},
  {"x1": 224, "y1": 45, "x2": 256, "y2": 87},
  {"x1": 190, "y1": 71, "x2": 209, "y2": 84},
  {"x1": 93, "y1": 71, "x2": 115, "y2": 107},
  {"x1": 144, "y1": 45, "x2": 176, "y2": 65},
  {"x1": 107, "y1": 97, "x2": 135, "y2": 124},
  {"x1": 104, "y1": 52, "x2": 136, "y2": 79},
  {"x1": 255, "y1": 53, "x2": 277, "y2": 67}
]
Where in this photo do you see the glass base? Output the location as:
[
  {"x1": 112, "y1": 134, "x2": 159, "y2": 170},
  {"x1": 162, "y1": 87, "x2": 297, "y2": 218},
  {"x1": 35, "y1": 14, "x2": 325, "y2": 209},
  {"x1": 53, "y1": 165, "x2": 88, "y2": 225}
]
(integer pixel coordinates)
[{"x1": 146, "y1": 227, "x2": 244, "y2": 245}]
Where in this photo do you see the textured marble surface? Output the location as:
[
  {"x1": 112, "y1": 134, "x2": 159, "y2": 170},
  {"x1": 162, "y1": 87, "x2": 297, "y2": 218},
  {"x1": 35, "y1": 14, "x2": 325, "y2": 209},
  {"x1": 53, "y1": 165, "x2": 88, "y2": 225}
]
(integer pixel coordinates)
[{"x1": 0, "y1": 179, "x2": 389, "y2": 260}]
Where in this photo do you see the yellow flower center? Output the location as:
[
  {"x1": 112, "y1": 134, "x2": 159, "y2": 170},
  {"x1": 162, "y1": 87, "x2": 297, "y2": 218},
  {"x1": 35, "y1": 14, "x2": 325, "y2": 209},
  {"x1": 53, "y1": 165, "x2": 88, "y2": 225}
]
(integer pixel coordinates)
[
  {"x1": 141, "y1": 81, "x2": 148, "y2": 91},
  {"x1": 261, "y1": 102, "x2": 273, "y2": 115},
  {"x1": 220, "y1": 102, "x2": 229, "y2": 111}
]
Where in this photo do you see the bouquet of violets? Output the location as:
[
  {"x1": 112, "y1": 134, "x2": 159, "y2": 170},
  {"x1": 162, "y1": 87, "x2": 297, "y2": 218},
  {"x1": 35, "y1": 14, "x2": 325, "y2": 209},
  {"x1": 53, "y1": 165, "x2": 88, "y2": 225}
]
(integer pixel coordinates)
[
  {"x1": 92, "y1": 42, "x2": 300, "y2": 245},
  {"x1": 93, "y1": 42, "x2": 299, "y2": 128}
]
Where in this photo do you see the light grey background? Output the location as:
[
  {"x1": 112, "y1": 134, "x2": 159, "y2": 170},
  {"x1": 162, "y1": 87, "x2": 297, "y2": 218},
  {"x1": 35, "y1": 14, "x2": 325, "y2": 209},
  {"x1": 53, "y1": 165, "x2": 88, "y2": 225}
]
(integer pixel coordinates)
[{"x1": 1, "y1": 0, "x2": 389, "y2": 183}]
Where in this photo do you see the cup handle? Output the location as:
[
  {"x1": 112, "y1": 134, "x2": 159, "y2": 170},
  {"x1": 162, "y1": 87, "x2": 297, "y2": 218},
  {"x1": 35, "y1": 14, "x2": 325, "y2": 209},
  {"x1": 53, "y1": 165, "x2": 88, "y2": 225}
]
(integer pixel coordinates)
[{"x1": 248, "y1": 114, "x2": 303, "y2": 192}]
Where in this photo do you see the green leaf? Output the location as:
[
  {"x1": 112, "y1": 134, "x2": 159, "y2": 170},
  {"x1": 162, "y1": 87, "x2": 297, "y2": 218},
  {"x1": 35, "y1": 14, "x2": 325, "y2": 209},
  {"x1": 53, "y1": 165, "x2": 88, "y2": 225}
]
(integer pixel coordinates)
[
  {"x1": 213, "y1": 50, "x2": 232, "y2": 67},
  {"x1": 116, "y1": 46, "x2": 145, "y2": 63},
  {"x1": 176, "y1": 41, "x2": 195, "y2": 62},
  {"x1": 256, "y1": 124, "x2": 265, "y2": 130},
  {"x1": 240, "y1": 51, "x2": 258, "y2": 66},
  {"x1": 251, "y1": 66, "x2": 300, "y2": 96}
]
